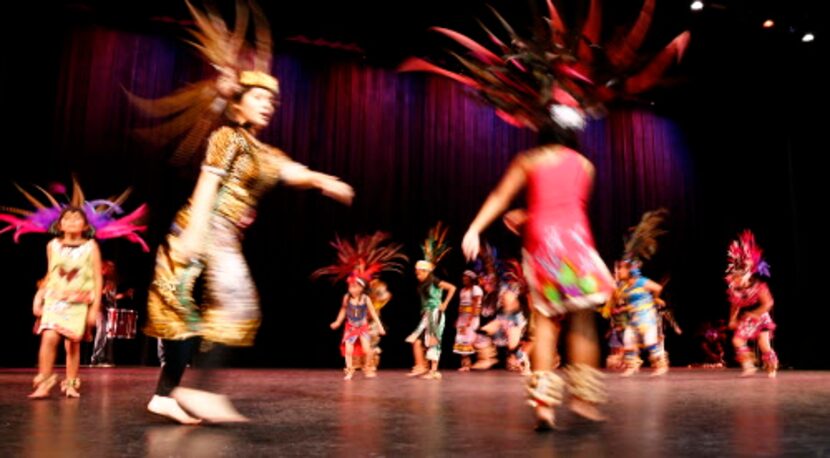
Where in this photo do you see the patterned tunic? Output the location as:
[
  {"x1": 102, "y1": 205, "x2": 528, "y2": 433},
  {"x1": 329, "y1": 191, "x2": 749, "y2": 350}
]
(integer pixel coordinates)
[
  {"x1": 146, "y1": 126, "x2": 302, "y2": 346},
  {"x1": 39, "y1": 239, "x2": 97, "y2": 341}
]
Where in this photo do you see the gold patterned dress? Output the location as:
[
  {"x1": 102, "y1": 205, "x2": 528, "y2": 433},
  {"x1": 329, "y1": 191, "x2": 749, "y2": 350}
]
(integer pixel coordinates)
[
  {"x1": 39, "y1": 239, "x2": 97, "y2": 341},
  {"x1": 145, "y1": 126, "x2": 303, "y2": 346}
]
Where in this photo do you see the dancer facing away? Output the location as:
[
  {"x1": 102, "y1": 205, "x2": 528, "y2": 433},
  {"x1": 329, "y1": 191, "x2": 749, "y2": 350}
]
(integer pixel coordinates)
[{"x1": 400, "y1": 0, "x2": 687, "y2": 431}]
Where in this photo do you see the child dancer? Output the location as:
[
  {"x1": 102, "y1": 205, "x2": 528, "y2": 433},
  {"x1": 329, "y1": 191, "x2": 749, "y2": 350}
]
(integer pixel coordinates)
[
  {"x1": 477, "y1": 260, "x2": 531, "y2": 375},
  {"x1": 1, "y1": 180, "x2": 147, "y2": 398},
  {"x1": 726, "y1": 230, "x2": 777, "y2": 377},
  {"x1": 407, "y1": 223, "x2": 457, "y2": 380},
  {"x1": 615, "y1": 210, "x2": 670, "y2": 377},
  {"x1": 453, "y1": 270, "x2": 482, "y2": 371},
  {"x1": 314, "y1": 232, "x2": 407, "y2": 379}
]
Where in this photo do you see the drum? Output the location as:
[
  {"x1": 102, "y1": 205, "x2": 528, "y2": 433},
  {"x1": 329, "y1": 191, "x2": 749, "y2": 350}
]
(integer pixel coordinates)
[{"x1": 106, "y1": 308, "x2": 137, "y2": 339}]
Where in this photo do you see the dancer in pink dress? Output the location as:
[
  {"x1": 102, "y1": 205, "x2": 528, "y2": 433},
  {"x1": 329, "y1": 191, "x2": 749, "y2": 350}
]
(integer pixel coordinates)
[
  {"x1": 463, "y1": 139, "x2": 614, "y2": 429},
  {"x1": 400, "y1": 0, "x2": 688, "y2": 431}
]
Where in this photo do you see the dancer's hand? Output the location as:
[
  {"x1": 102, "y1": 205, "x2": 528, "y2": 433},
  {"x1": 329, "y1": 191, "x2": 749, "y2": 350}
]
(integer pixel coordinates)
[
  {"x1": 319, "y1": 177, "x2": 354, "y2": 206},
  {"x1": 462, "y1": 229, "x2": 480, "y2": 261},
  {"x1": 330, "y1": 321, "x2": 340, "y2": 330},
  {"x1": 379, "y1": 327, "x2": 386, "y2": 336}
]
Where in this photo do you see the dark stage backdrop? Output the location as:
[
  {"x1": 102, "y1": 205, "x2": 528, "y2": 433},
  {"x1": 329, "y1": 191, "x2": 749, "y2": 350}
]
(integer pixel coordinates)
[{"x1": 1, "y1": 10, "x2": 824, "y2": 369}]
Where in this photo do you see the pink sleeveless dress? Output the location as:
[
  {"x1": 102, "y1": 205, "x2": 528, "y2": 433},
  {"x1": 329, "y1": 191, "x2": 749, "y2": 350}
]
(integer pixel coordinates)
[{"x1": 522, "y1": 147, "x2": 614, "y2": 317}]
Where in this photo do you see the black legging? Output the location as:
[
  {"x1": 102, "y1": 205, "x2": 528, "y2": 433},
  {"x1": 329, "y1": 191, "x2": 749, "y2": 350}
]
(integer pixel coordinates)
[{"x1": 155, "y1": 338, "x2": 230, "y2": 396}]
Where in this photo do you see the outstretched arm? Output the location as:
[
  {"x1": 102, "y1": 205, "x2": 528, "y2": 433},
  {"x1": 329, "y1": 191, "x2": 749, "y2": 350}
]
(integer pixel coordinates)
[
  {"x1": 463, "y1": 157, "x2": 527, "y2": 260},
  {"x1": 279, "y1": 162, "x2": 354, "y2": 206}
]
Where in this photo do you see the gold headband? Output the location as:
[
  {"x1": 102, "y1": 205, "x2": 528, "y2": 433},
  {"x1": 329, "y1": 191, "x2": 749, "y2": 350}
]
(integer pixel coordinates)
[{"x1": 239, "y1": 70, "x2": 279, "y2": 94}]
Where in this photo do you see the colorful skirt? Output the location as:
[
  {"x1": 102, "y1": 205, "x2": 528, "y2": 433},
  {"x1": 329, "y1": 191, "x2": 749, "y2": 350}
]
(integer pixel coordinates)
[
  {"x1": 453, "y1": 312, "x2": 479, "y2": 355},
  {"x1": 623, "y1": 307, "x2": 660, "y2": 348},
  {"x1": 735, "y1": 312, "x2": 776, "y2": 341},
  {"x1": 408, "y1": 308, "x2": 445, "y2": 362},
  {"x1": 38, "y1": 299, "x2": 90, "y2": 342},
  {"x1": 146, "y1": 214, "x2": 261, "y2": 346},
  {"x1": 340, "y1": 321, "x2": 370, "y2": 356},
  {"x1": 523, "y1": 225, "x2": 614, "y2": 317}
]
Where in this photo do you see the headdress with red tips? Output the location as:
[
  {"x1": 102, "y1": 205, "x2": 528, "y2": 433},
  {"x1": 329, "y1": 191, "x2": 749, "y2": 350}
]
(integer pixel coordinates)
[
  {"x1": 399, "y1": 0, "x2": 689, "y2": 136},
  {"x1": 312, "y1": 231, "x2": 409, "y2": 286},
  {"x1": 726, "y1": 230, "x2": 770, "y2": 279}
]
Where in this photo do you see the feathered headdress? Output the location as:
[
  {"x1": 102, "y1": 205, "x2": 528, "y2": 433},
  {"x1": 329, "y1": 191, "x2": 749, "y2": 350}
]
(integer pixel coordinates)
[
  {"x1": 501, "y1": 259, "x2": 528, "y2": 295},
  {"x1": 312, "y1": 232, "x2": 409, "y2": 287},
  {"x1": 399, "y1": 0, "x2": 689, "y2": 135},
  {"x1": 415, "y1": 222, "x2": 451, "y2": 272},
  {"x1": 621, "y1": 208, "x2": 668, "y2": 270},
  {"x1": 128, "y1": 0, "x2": 276, "y2": 165},
  {"x1": 726, "y1": 230, "x2": 770, "y2": 279},
  {"x1": 0, "y1": 178, "x2": 149, "y2": 251}
]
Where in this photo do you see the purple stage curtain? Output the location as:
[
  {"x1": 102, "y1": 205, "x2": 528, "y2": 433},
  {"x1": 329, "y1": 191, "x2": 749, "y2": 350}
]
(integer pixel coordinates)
[{"x1": 1, "y1": 23, "x2": 695, "y2": 367}]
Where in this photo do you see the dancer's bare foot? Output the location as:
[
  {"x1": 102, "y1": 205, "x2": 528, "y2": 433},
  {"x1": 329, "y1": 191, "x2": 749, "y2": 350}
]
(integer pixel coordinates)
[
  {"x1": 533, "y1": 405, "x2": 556, "y2": 431},
  {"x1": 64, "y1": 386, "x2": 80, "y2": 398},
  {"x1": 650, "y1": 366, "x2": 669, "y2": 377},
  {"x1": 61, "y1": 378, "x2": 82, "y2": 398},
  {"x1": 620, "y1": 367, "x2": 638, "y2": 377},
  {"x1": 28, "y1": 374, "x2": 57, "y2": 399},
  {"x1": 420, "y1": 371, "x2": 442, "y2": 380},
  {"x1": 569, "y1": 397, "x2": 607, "y2": 422},
  {"x1": 740, "y1": 366, "x2": 758, "y2": 377},
  {"x1": 407, "y1": 366, "x2": 428, "y2": 377},
  {"x1": 147, "y1": 395, "x2": 202, "y2": 425},
  {"x1": 172, "y1": 388, "x2": 249, "y2": 423}
]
